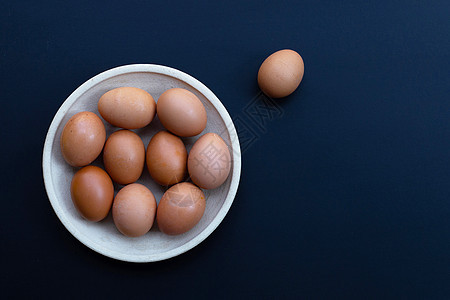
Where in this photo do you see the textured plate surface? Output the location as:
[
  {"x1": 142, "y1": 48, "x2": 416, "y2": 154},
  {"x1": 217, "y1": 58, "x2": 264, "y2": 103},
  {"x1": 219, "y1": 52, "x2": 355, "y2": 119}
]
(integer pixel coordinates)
[{"x1": 42, "y1": 64, "x2": 241, "y2": 262}]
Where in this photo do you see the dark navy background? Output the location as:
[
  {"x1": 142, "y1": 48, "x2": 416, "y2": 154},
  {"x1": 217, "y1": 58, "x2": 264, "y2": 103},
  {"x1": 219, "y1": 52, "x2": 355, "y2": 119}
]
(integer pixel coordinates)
[{"x1": 1, "y1": 1, "x2": 449, "y2": 298}]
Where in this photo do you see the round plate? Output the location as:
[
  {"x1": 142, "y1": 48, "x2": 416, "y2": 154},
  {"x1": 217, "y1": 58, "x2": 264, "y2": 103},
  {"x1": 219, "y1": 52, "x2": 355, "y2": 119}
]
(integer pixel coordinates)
[{"x1": 42, "y1": 64, "x2": 241, "y2": 262}]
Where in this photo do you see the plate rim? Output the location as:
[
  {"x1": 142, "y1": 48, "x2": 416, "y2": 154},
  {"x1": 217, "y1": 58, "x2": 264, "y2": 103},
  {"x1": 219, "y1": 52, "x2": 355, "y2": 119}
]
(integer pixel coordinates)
[{"x1": 42, "y1": 64, "x2": 241, "y2": 263}]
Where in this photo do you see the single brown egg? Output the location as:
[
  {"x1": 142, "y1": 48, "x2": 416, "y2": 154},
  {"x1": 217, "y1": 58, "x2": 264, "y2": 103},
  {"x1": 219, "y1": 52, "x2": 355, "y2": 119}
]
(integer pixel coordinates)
[
  {"x1": 188, "y1": 133, "x2": 231, "y2": 189},
  {"x1": 112, "y1": 183, "x2": 157, "y2": 237},
  {"x1": 103, "y1": 129, "x2": 145, "y2": 185},
  {"x1": 156, "y1": 88, "x2": 207, "y2": 137},
  {"x1": 146, "y1": 131, "x2": 187, "y2": 186},
  {"x1": 257, "y1": 49, "x2": 304, "y2": 98},
  {"x1": 98, "y1": 87, "x2": 156, "y2": 129},
  {"x1": 156, "y1": 182, "x2": 206, "y2": 235},
  {"x1": 60, "y1": 111, "x2": 106, "y2": 167},
  {"x1": 70, "y1": 166, "x2": 114, "y2": 222}
]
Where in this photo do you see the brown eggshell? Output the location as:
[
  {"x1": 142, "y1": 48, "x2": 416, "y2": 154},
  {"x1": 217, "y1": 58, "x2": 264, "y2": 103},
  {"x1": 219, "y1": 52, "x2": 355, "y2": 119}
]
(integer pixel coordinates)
[
  {"x1": 156, "y1": 88, "x2": 207, "y2": 137},
  {"x1": 257, "y1": 49, "x2": 304, "y2": 98},
  {"x1": 188, "y1": 133, "x2": 231, "y2": 189},
  {"x1": 60, "y1": 111, "x2": 106, "y2": 167},
  {"x1": 98, "y1": 87, "x2": 156, "y2": 129},
  {"x1": 112, "y1": 183, "x2": 157, "y2": 237},
  {"x1": 70, "y1": 166, "x2": 114, "y2": 222},
  {"x1": 146, "y1": 131, "x2": 187, "y2": 186},
  {"x1": 103, "y1": 129, "x2": 145, "y2": 185},
  {"x1": 156, "y1": 182, "x2": 206, "y2": 235}
]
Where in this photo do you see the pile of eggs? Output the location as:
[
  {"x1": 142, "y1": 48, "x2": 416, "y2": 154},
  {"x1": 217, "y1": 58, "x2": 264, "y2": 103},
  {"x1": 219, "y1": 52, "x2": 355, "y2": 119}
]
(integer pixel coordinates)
[{"x1": 60, "y1": 87, "x2": 231, "y2": 237}]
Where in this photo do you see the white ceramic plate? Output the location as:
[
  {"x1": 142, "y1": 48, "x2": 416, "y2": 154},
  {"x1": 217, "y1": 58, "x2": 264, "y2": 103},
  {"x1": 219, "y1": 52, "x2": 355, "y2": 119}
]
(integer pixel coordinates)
[{"x1": 42, "y1": 64, "x2": 241, "y2": 262}]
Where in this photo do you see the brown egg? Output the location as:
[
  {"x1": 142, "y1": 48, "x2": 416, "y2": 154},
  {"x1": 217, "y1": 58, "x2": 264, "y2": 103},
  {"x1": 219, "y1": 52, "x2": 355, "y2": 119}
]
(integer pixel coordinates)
[
  {"x1": 70, "y1": 166, "x2": 114, "y2": 222},
  {"x1": 146, "y1": 131, "x2": 187, "y2": 186},
  {"x1": 60, "y1": 111, "x2": 106, "y2": 167},
  {"x1": 157, "y1": 88, "x2": 207, "y2": 137},
  {"x1": 103, "y1": 130, "x2": 145, "y2": 185},
  {"x1": 157, "y1": 182, "x2": 206, "y2": 235},
  {"x1": 112, "y1": 183, "x2": 157, "y2": 237},
  {"x1": 98, "y1": 87, "x2": 156, "y2": 129},
  {"x1": 188, "y1": 133, "x2": 231, "y2": 189},
  {"x1": 257, "y1": 49, "x2": 304, "y2": 98}
]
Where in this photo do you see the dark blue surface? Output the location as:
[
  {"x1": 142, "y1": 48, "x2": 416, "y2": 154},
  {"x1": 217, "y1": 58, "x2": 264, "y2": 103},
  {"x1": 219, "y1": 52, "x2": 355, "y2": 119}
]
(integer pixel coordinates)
[{"x1": 1, "y1": 0, "x2": 449, "y2": 298}]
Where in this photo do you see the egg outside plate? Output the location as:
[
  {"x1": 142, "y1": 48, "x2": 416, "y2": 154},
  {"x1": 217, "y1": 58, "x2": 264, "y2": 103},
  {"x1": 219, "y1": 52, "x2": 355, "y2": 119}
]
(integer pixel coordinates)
[{"x1": 42, "y1": 64, "x2": 241, "y2": 263}]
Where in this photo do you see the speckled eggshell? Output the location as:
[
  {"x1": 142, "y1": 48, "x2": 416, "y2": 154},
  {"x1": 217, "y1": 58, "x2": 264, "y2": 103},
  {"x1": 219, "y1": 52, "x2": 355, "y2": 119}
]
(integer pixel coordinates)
[
  {"x1": 257, "y1": 49, "x2": 304, "y2": 98},
  {"x1": 60, "y1": 111, "x2": 106, "y2": 167}
]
